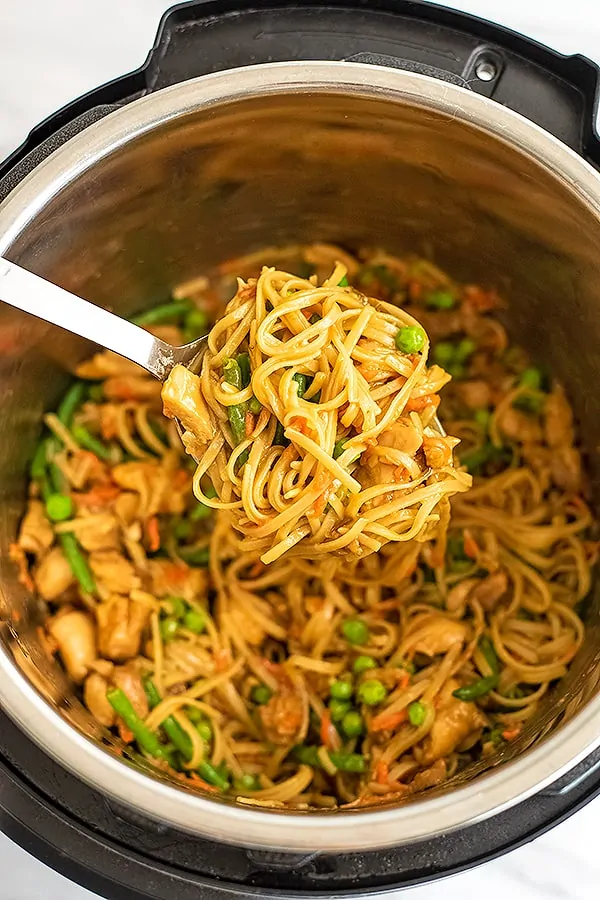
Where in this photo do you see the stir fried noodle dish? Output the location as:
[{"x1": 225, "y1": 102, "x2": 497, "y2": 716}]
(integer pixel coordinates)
[{"x1": 13, "y1": 244, "x2": 595, "y2": 808}]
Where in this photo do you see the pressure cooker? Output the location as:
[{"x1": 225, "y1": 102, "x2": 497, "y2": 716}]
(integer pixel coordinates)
[{"x1": 1, "y1": 1, "x2": 600, "y2": 897}]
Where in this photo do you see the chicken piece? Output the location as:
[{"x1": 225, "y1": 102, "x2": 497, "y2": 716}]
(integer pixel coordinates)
[
  {"x1": 259, "y1": 676, "x2": 306, "y2": 746},
  {"x1": 47, "y1": 608, "x2": 97, "y2": 683},
  {"x1": 76, "y1": 514, "x2": 121, "y2": 552},
  {"x1": 84, "y1": 672, "x2": 116, "y2": 727},
  {"x1": 34, "y1": 547, "x2": 76, "y2": 601},
  {"x1": 96, "y1": 595, "x2": 151, "y2": 661},
  {"x1": 114, "y1": 492, "x2": 140, "y2": 524},
  {"x1": 455, "y1": 380, "x2": 492, "y2": 411},
  {"x1": 470, "y1": 570, "x2": 508, "y2": 611},
  {"x1": 112, "y1": 663, "x2": 149, "y2": 719},
  {"x1": 544, "y1": 387, "x2": 575, "y2": 448},
  {"x1": 421, "y1": 679, "x2": 486, "y2": 764},
  {"x1": 161, "y1": 364, "x2": 216, "y2": 451},
  {"x1": 111, "y1": 461, "x2": 186, "y2": 516},
  {"x1": 412, "y1": 618, "x2": 468, "y2": 657},
  {"x1": 422, "y1": 436, "x2": 453, "y2": 469},
  {"x1": 104, "y1": 376, "x2": 162, "y2": 403},
  {"x1": 76, "y1": 350, "x2": 142, "y2": 380},
  {"x1": 148, "y1": 558, "x2": 208, "y2": 603},
  {"x1": 445, "y1": 578, "x2": 479, "y2": 614},
  {"x1": 551, "y1": 446, "x2": 582, "y2": 493},
  {"x1": 18, "y1": 500, "x2": 54, "y2": 556},
  {"x1": 379, "y1": 420, "x2": 423, "y2": 457},
  {"x1": 497, "y1": 406, "x2": 542, "y2": 444},
  {"x1": 408, "y1": 758, "x2": 447, "y2": 793},
  {"x1": 89, "y1": 550, "x2": 140, "y2": 595}
]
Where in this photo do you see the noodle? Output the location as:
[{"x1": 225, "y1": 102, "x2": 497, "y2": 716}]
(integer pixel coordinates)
[
  {"x1": 162, "y1": 266, "x2": 470, "y2": 563},
  {"x1": 14, "y1": 244, "x2": 595, "y2": 809}
]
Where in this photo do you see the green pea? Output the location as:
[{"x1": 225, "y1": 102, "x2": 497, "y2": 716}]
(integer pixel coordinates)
[
  {"x1": 190, "y1": 502, "x2": 211, "y2": 520},
  {"x1": 159, "y1": 617, "x2": 179, "y2": 642},
  {"x1": 167, "y1": 596, "x2": 187, "y2": 620},
  {"x1": 329, "y1": 698, "x2": 351, "y2": 722},
  {"x1": 235, "y1": 773, "x2": 260, "y2": 791},
  {"x1": 353, "y1": 655, "x2": 377, "y2": 674},
  {"x1": 183, "y1": 608, "x2": 206, "y2": 634},
  {"x1": 45, "y1": 492, "x2": 73, "y2": 522},
  {"x1": 446, "y1": 362, "x2": 465, "y2": 379},
  {"x1": 408, "y1": 701, "x2": 427, "y2": 726},
  {"x1": 184, "y1": 308, "x2": 209, "y2": 336},
  {"x1": 356, "y1": 679, "x2": 387, "y2": 706},
  {"x1": 251, "y1": 684, "x2": 272, "y2": 705},
  {"x1": 395, "y1": 325, "x2": 425, "y2": 354},
  {"x1": 474, "y1": 408, "x2": 492, "y2": 429},
  {"x1": 330, "y1": 679, "x2": 353, "y2": 700},
  {"x1": 426, "y1": 289, "x2": 455, "y2": 310},
  {"x1": 341, "y1": 710, "x2": 364, "y2": 737},
  {"x1": 342, "y1": 618, "x2": 370, "y2": 645},
  {"x1": 186, "y1": 707, "x2": 204, "y2": 724},
  {"x1": 333, "y1": 439, "x2": 347, "y2": 459},
  {"x1": 432, "y1": 341, "x2": 456, "y2": 367},
  {"x1": 519, "y1": 367, "x2": 542, "y2": 390},
  {"x1": 197, "y1": 719, "x2": 213, "y2": 742}
]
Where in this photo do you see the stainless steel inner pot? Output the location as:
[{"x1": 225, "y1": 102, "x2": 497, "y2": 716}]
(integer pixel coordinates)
[{"x1": 0, "y1": 61, "x2": 600, "y2": 853}]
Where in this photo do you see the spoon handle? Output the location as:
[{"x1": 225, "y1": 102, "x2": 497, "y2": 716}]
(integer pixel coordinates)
[{"x1": 0, "y1": 256, "x2": 175, "y2": 379}]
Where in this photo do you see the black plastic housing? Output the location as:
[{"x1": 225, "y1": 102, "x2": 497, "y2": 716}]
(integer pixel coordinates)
[{"x1": 1, "y1": 2, "x2": 600, "y2": 898}]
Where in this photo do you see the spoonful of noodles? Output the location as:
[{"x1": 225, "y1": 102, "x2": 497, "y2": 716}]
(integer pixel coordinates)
[{"x1": 0, "y1": 256, "x2": 470, "y2": 564}]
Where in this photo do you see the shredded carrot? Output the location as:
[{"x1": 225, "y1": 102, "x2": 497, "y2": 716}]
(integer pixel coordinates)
[
  {"x1": 214, "y1": 648, "x2": 232, "y2": 672},
  {"x1": 245, "y1": 411, "x2": 255, "y2": 437},
  {"x1": 394, "y1": 465, "x2": 410, "y2": 482},
  {"x1": 119, "y1": 725, "x2": 134, "y2": 744},
  {"x1": 463, "y1": 285, "x2": 499, "y2": 312},
  {"x1": 76, "y1": 484, "x2": 120, "y2": 507},
  {"x1": 248, "y1": 561, "x2": 266, "y2": 578},
  {"x1": 320, "y1": 709, "x2": 333, "y2": 748},
  {"x1": 308, "y1": 470, "x2": 332, "y2": 518},
  {"x1": 189, "y1": 772, "x2": 219, "y2": 793},
  {"x1": 502, "y1": 727, "x2": 521, "y2": 741},
  {"x1": 370, "y1": 709, "x2": 408, "y2": 733},
  {"x1": 173, "y1": 469, "x2": 190, "y2": 489},
  {"x1": 147, "y1": 516, "x2": 161, "y2": 553},
  {"x1": 375, "y1": 760, "x2": 389, "y2": 784},
  {"x1": 398, "y1": 672, "x2": 411, "y2": 690},
  {"x1": 164, "y1": 561, "x2": 190, "y2": 584},
  {"x1": 463, "y1": 529, "x2": 480, "y2": 560},
  {"x1": 407, "y1": 280, "x2": 422, "y2": 301}
]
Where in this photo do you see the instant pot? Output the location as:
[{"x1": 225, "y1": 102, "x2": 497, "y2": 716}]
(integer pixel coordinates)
[{"x1": 2, "y1": 1, "x2": 600, "y2": 897}]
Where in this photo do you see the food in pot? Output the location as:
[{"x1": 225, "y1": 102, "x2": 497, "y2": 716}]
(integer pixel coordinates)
[
  {"x1": 162, "y1": 263, "x2": 470, "y2": 564},
  {"x1": 13, "y1": 244, "x2": 594, "y2": 808}
]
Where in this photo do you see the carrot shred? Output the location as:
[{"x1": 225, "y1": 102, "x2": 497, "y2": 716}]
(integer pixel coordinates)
[
  {"x1": 502, "y1": 727, "x2": 521, "y2": 741},
  {"x1": 407, "y1": 280, "x2": 422, "y2": 301},
  {"x1": 173, "y1": 469, "x2": 190, "y2": 489},
  {"x1": 76, "y1": 484, "x2": 121, "y2": 507},
  {"x1": 370, "y1": 709, "x2": 408, "y2": 733},
  {"x1": 398, "y1": 672, "x2": 411, "y2": 690},
  {"x1": 463, "y1": 529, "x2": 480, "y2": 560},
  {"x1": 320, "y1": 709, "x2": 333, "y2": 748},
  {"x1": 405, "y1": 393, "x2": 441, "y2": 412},
  {"x1": 375, "y1": 760, "x2": 389, "y2": 784},
  {"x1": 245, "y1": 411, "x2": 255, "y2": 437},
  {"x1": 214, "y1": 648, "x2": 232, "y2": 672},
  {"x1": 189, "y1": 773, "x2": 219, "y2": 793},
  {"x1": 147, "y1": 516, "x2": 161, "y2": 553}
]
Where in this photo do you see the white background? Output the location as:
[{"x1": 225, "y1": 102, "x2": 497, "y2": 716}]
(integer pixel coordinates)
[{"x1": 0, "y1": 1, "x2": 599, "y2": 898}]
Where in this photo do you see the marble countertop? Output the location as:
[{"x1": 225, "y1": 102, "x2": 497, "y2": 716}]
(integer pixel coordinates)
[{"x1": 0, "y1": 1, "x2": 598, "y2": 898}]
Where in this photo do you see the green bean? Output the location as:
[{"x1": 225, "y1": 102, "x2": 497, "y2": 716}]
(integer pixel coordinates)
[
  {"x1": 273, "y1": 421, "x2": 288, "y2": 446},
  {"x1": 236, "y1": 352, "x2": 251, "y2": 388},
  {"x1": 248, "y1": 396, "x2": 262, "y2": 415},
  {"x1": 144, "y1": 678, "x2": 198, "y2": 758},
  {"x1": 294, "y1": 745, "x2": 320, "y2": 767},
  {"x1": 106, "y1": 688, "x2": 172, "y2": 761},
  {"x1": 59, "y1": 532, "x2": 96, "y2": 595},
  {"x1": 328, "y1": 751, "x2": 367, "y2": 773},
  {"x1": 131, "y1": 300, "x2": 191, "y2": 326},
  {"x1": 30, "y1": 441, "x2": 48, "y2": 481},
  {"x1": 72, "y1": 424, "x2": 112, "y2": 461},
  {"x1": 179, "y1": 545, "x2": 210, "y2": 567},
  {"x1": 452, "y1": 674, "x2": 497, "y2": 701},
  {"x1": 333, "y1": 439, "x2": 347, "y2": 459},
  {"x1": 292, "y1": 373, "x2": 307, "y2": 398},
  {"x1": 479, "y1": 635, "x2": 499, "y2": 677},
  {"x1": 57, "y1": 382, "x2": 87, "y2": 427},
  {"x1": 190, "y1": 501, "x2": 211, "y2": 521},
  {"x1": 198, "y1": 760, "x2": 230, "y2": 790},
  {"x1": 338, "y1": 275, "x2": 349, "y2": 287},
  {"x1": 222, "y1": 358, "x2": 247, "y2": 446},
  {"x1": 48, "y1": 461, "x2": 68, "y2": 493}
]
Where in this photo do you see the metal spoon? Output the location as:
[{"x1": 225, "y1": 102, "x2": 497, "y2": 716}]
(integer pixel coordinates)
[{"x1": 0, "y1": 256, "x2": 207, "y2": 380}]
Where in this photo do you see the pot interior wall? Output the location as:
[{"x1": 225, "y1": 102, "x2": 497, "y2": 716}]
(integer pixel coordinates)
[{"x1": 1, "y1": 88, "x2": 600, "y2": 797}]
